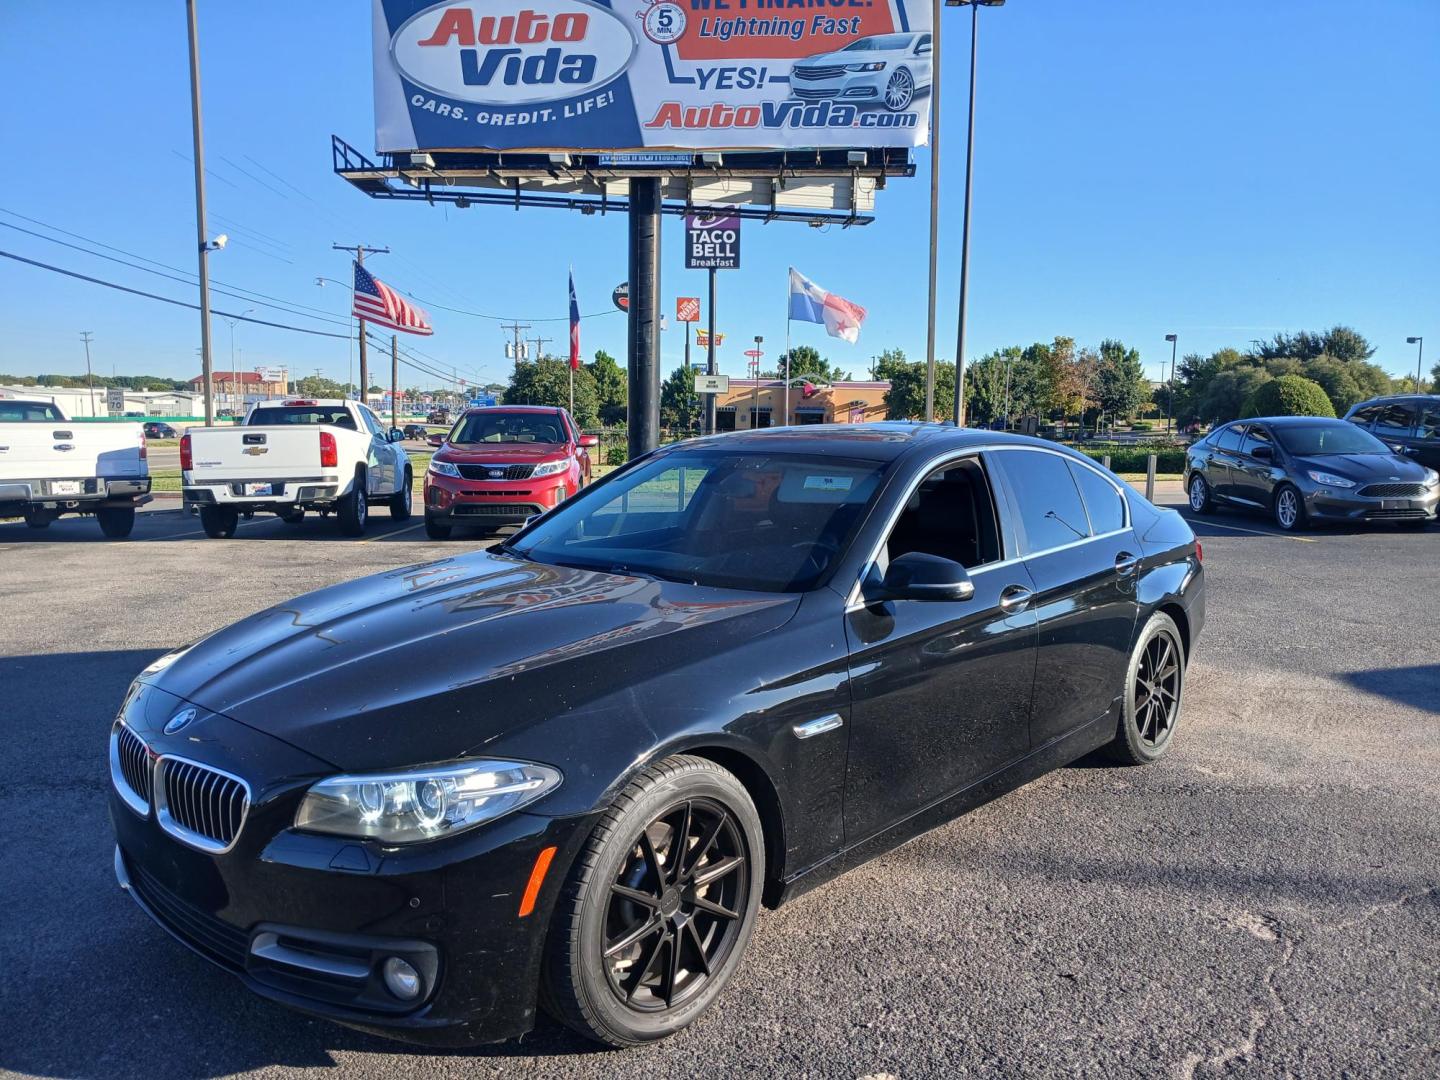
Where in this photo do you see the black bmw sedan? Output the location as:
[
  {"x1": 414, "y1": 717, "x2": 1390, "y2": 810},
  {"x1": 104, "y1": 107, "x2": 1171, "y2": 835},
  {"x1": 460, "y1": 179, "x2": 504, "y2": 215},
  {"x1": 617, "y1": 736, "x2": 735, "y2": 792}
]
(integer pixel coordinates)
[
  {"x1": 110, "y1": 424, "x2": 1205, "y2": 1048},
  {"x1": 1185, "y1": 416, "x2": 1439, "y2": 531}
]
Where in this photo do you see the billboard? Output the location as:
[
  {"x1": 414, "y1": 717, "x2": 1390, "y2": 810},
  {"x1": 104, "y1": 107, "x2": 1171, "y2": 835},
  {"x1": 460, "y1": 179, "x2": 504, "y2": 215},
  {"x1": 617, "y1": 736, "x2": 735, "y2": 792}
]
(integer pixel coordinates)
[
  {"x1": 373, "y1": 0, "x2": 932, "y2": 152},
  {"x1": 685, "y1": 210, "x2": 740, "y2": 269}
]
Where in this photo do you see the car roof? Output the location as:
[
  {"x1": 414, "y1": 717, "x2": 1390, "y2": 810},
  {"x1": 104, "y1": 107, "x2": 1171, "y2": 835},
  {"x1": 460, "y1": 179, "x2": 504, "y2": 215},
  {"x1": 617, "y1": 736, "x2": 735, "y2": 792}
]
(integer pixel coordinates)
[
  {"x1": 459, "y1": 405, "x2": 560, "y2": 416},
  {"x1": 1227, "y1": 416, "x2": 1352, "y2": 426},
  {"x1": 1345, "y1": 394, "x2": 1440, "y2": 409},
  {"x1": 660, "y1": 423, "x2": 1078, "y2": 463}
]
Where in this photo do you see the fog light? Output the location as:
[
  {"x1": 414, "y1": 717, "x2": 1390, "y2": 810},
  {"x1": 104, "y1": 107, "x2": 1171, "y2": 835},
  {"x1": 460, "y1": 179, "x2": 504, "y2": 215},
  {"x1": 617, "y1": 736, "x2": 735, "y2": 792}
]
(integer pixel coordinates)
[{"x1": 382, "y1": 956, "x2": 421, "y2": 1000}]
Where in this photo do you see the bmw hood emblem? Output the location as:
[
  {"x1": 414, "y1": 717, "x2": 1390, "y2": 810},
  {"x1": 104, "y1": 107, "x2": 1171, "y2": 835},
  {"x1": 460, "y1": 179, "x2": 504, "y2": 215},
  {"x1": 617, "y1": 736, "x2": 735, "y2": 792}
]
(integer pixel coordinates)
[{"x1": 164, "y1": 708, "x2": 198, "y2": 735}]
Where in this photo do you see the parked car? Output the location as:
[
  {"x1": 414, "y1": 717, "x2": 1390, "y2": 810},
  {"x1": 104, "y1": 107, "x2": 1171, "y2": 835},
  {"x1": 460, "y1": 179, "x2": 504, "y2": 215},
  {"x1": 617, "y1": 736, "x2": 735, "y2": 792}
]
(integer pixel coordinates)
[
  {"x1": 110, "y1": 424, "x2": 1204, "y2": 1048},
  {"x1": 1185, "y1": 416, "x2": 1439, "y2": 530},
  {"x1": 142, "y1": 422, "x2": 178, "y2": 440},
  {"x1": 424, "y1": 405, "x2": 595, "y2": 539},
  {"x1": 180, "y1": 398, "x2": 412, "y2": 538},
  {"x1": 427, "y1": 408, "x2": 451, "y2": 426},
  {"x1": 1343, "y1": 394, "x2": 1440, "y2": 471},
  {"x1": 790, "y1": 32, "x2": 932, "y2": 111},
  {"x1": 0, "y1": 396, "x2": 149, "y2": 537},
  {"x1": 402, "y1": 423, "x2": 429, "y2": 441}
]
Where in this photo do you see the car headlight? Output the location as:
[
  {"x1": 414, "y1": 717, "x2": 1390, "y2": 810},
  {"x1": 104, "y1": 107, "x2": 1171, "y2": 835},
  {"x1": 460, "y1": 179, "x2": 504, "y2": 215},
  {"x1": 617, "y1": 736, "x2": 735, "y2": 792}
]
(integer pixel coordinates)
[
  {"x1": 531, "y1": 459, "x2": 569, "y2": 478},
  {"x1": 428, "y1": 458, "x2": 461, "y2": 478},
  {"x1": 846, "y1": 62, "x2": 886, "y2": 72},
  {"x1": 1306, "y1": 470, "x2": 1355, "y2": 488},
  {"x1": 295, "y1": 760, "x2": 561, "y2": 844},
  {"x1": 1423, "y1": 468, "x2": 1439, "y2": 488}
]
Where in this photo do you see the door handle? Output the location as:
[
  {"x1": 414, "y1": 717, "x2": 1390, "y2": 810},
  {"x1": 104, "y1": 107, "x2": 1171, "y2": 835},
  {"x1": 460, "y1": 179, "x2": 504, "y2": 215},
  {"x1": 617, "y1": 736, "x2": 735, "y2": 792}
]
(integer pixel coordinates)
[
  {"x1": 998, "y1": 584, "x2": 1033, "y2": 613},
  {"x1": 1115, "y1": 551, "x2": 1139, "y2": 577}
]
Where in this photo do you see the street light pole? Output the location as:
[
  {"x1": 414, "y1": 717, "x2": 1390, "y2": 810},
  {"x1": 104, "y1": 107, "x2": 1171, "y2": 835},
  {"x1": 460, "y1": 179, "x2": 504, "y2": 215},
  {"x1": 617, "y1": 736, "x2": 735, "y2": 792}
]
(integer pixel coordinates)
[
  {"x1": 185, "y1": 0, "x2": 216, "y2": 426},
  {"x1": 1164, "y1": 333, "x2": 1178, "y2": 434},
  {"x1": 1407, "y1": 336, "x2": 1424, "y2": 392},
  {"x1": 947, "y1": 0, "x2": 1005, "y2": 428}
]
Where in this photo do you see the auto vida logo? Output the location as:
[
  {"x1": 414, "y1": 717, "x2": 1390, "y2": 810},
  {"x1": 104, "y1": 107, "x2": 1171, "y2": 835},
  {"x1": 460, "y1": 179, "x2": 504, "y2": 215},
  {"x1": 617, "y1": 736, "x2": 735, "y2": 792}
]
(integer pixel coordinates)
[
  {"x1": 164, "y1": 708, "x2": 198, "y2": 735},
  {"x1": 391, "y1": 0, "x2": 637, "y2": 107}
]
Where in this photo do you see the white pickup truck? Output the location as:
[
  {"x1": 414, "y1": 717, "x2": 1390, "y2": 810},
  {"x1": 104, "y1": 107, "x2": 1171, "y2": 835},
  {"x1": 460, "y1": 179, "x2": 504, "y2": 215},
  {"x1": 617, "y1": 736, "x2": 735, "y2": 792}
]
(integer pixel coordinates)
[
  {"x1": 181, "y1": 398, "x2": 412, "y2": 538},
  {"x1": 0, "y1": 396, "x2": 150, "y2": 538}
]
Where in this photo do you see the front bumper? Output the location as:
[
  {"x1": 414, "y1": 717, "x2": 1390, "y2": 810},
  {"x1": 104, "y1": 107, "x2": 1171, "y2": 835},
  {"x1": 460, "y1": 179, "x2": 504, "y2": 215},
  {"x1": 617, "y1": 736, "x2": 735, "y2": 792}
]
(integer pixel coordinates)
[
  {"x1": 425, "y1": 472, "x2": 569, "y2": 527},
  {"x1": 1303, "y1": 482, "x2": 1438, "y2": 523},
  {"x1": 108, "y1": 689, "x2": 596, "y2": 1047},
  {"x1": 790, "y1": 70, "x2": 886, "y2": 103}
]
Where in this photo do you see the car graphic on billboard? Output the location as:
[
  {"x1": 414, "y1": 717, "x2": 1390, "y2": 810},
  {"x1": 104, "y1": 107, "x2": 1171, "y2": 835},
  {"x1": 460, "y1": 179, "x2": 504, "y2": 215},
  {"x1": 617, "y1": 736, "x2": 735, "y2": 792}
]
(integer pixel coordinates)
[{"x1": 789, "y1": 33, "x2": 933, "y2": 112}]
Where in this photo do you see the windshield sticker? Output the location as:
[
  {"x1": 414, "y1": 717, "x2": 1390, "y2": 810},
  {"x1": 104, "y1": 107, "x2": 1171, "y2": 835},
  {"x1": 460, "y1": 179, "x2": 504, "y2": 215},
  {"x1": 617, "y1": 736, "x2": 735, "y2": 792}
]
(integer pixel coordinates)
[{"x1": 804, "y1": 475, "x2": 854, "y2": 492}]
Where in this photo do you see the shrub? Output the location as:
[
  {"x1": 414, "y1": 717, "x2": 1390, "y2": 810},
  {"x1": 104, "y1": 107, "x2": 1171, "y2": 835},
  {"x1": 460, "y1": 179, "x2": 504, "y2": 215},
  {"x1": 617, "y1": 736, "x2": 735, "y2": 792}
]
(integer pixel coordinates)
[
  {"x1": 1241, "y1": 374, "x2": 1335, "y2": 419},
  {"x1": 605, "y1": 446, "x2": 627, "y2": 467},
  {"x1": 1130, "y1": 421, "x2": 1154, "y2": 432},
  {"x1": 1079, "y1": 444, "x2": 1187, "y2": 474}
]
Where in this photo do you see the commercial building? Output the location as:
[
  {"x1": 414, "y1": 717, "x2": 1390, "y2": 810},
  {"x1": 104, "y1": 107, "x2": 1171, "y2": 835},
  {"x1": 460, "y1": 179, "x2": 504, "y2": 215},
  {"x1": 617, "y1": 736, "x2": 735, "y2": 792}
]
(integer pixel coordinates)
[
  {"x1": 713, "y1": 379, "x2": 890, "y2": 430},
  {"x1": 188, "y1": 370, "x2": 289, "y2": 414}
]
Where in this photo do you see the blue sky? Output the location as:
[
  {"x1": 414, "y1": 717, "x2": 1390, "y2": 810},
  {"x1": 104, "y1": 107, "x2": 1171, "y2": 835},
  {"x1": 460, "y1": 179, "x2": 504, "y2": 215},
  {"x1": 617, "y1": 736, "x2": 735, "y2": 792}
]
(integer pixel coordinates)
[{"x1": 1, "y1": 1, "x2": 1435, "y2": 391}]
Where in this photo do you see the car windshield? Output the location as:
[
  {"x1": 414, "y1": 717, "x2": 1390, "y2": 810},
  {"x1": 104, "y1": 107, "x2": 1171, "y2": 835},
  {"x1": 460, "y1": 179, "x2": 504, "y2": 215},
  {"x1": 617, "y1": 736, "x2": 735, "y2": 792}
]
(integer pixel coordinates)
[
  {"x1": 249, "y1": 406, "x2": 356, "y2": 428},
  {"x1": 451, "y1": 411, "x2": 565, "y2": 445},
  {"x1": 506, "y1": 450, "x2": 891, "y2": 592},
  {"x1": 1274, "y1": 422, "x2": 1390, "y2": 456},
  {"x1": 0, "y1": 401, "x2": 64, "y2": 421},
  {"x1": 842, "y1": 35, "x2": 913, "y2": 52}
]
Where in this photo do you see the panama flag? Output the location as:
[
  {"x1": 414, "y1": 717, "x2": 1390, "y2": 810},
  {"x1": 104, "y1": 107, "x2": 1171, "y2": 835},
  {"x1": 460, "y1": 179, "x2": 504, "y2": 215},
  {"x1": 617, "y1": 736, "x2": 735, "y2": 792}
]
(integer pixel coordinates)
[
  {"x1": 788, "y1": 267, "x2": 867, "y2": 344},
  {"x1": 568, "y1": 267, "x2": 581, "y2": 371}
]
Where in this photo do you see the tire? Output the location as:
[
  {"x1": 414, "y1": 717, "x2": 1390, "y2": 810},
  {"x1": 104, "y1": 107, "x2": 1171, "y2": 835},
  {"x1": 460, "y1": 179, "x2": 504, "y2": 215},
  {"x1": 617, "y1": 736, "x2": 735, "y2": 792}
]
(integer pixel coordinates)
[
  {"x1": 389, "y1": 468, "x2": 413, "y2": 521},
  {"x1": 96, "y1": 507, "x2": 136, "y2": 539},
  {"x1": 1187, "y1": 473, "x2": 1213, "y2": 513},
  {"x1": 883, "y1": 67, "x2": 915, "y2": 111},
  {"x1": 423, "y1": 513, "x2": 451, "y2": 540},
  {"x1": 1106, "y1": 611, "x2": 1186, "y2": 765},
  {"x1": 1273, "y1": 483, "x2": 1306, "y2": 531},
  {"x1": 338, "y1": 471, "x2": 369, "y2": 536},
  {"x1": 278, "y1": 507, "x2": 305, "y2": 524},
  {"x1": 199, "y1": 505, "x2": 239, "y2": 539},
  {"x1": 22, "y1": 509, "x2": 53, "y2": 529},
  {"x1": 541, "y1": 755, "x2": 765, "y2": 1047}
]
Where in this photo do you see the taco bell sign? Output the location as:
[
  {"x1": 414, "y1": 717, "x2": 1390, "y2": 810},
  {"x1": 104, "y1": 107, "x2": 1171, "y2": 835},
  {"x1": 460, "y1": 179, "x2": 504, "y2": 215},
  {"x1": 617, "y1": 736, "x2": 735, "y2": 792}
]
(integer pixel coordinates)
[{"x1": 686, "y1": 211, "x2": 740, "y2": 270}]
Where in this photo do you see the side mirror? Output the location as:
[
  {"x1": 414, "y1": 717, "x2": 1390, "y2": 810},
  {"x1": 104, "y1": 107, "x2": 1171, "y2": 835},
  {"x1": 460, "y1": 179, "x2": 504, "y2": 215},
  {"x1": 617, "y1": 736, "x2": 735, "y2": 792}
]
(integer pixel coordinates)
[
  {"x1": 427, "y1": 433, "x2": 445, "y2": 448},
  {"x1": 578, "y1": 434, "x2": 599, "y2": 448},
  {"x1": 388, "y1": 428, "x2": 405, "y2": 443},
  {"x1": 1250, "y1": 445, "x2": 1273, "y2": 461},
  {"x1": 867, "y1": 552, "x2": 976, "y2": 604}
]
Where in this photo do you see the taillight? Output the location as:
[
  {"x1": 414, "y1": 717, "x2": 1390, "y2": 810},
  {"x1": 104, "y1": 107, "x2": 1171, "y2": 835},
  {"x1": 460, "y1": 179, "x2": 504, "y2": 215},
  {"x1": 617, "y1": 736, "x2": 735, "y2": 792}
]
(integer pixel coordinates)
[
  {"x1": 319, "y1": 430, "x2": 338, "y2": 468},
  {"x1": 139, "y1": 434, "x2": 148, "y2": 461},
  {"x1": 179, "y1": 433, "x2": 192, "y2": 471},
  {"x1": 1195, "y1": 541, "x2": 1203, "y2": 564}
]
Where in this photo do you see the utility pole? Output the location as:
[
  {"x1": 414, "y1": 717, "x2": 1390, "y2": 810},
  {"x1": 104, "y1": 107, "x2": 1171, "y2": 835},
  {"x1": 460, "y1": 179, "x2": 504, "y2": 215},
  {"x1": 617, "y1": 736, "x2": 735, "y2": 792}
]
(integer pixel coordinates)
[
  {"x1": 529, "y1": 335, "x2": 553, "y2": 360},
  {"x1": 80, "y1": 332, "x2": 96, "y2": 416},
  {"x1": 333, "y1": 243, "x2": 389, "y2": 404},
  {"x1": 391, "y1": 335, "x2": 399, "y2": 431},
  {"x1": 186, "y1": 0, "x2": 216, "y2": 426},
  {"x1": 501, "y1": 322, "x2": 532, "y2": 371}
]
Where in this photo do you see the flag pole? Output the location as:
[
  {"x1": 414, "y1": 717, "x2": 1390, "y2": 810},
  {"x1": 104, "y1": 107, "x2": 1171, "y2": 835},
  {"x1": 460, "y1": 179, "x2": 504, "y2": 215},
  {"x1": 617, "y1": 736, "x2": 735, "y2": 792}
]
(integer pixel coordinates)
[
  {"x1": 784, "y1": 267, "x2": 792, "y2": 427},
  {"x1": 569, "y1": 365, "x2": 574, "y2": 416}
]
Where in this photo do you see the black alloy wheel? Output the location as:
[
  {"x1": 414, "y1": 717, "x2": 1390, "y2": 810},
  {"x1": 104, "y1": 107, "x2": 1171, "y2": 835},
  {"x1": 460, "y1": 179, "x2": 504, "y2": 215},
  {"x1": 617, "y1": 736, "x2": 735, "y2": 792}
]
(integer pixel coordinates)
[
  {"x1": 543, "y1": 755, "x2": 764, "y2": 1046},
  {"x1": 1107, "y1": 611, "x2": 1185, "y2": 765}
]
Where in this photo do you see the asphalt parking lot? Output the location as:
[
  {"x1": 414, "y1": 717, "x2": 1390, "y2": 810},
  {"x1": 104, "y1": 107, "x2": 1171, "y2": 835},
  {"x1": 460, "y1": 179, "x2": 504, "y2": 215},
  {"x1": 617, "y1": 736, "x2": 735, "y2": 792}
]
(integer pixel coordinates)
[{"x1": 1, "y1": 500, "x2": 1435, "y2": 1080}]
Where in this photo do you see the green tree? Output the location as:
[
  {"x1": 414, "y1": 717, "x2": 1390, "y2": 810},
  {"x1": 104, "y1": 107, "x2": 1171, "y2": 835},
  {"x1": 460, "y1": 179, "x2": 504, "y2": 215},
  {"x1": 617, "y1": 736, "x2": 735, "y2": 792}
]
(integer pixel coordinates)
[
  {"x1": 660, "y1": 364, "x2": 700, "y2": 433},
  {"x1": 292, "y1": 375, "x2": 350, "y2": 398},
  {"x1": 878, "y1": 355, "x2": 955, "y2": 421},
  {"x1": 1241, "y1": 374, "x2": 1335, "y2": 418},
  {"x1": 507, "y1": 358, "x2": 599, "y2": 427},
  {"x1": 1095, "y1": 339, "x2": 1146, "y2": 424},
  {"x1": 587, "y1": 349, "x2": 627, "y2": 425},
  {"x1": 768, "y1": 346, "x2": 850, "y2": 382}
]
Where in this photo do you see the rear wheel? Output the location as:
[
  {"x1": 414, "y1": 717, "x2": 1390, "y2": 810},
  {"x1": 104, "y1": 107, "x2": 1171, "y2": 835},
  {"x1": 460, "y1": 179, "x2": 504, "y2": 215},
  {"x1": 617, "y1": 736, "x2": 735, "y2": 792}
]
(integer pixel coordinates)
[
  {"x1": 199, "y1": 505, "x2": 239, "y2": 539},
  {"x1": 22, "y1": 509, "x2": 54, "y2": 529},
  {"x1": 338, "y1": 472, "x2": 368, "y2": 536},
  {"x1": 542, "y1": 755, "x2": 764, "y2": 1047},
  {"x1": 96, "y1": 507, "x2": 136, "y2": 539},
  {"x1": 1106, "y1": 611, "x2": 1186, "y2": 765},
  {"x1": 1187, "y1": 473, "x2": 1213, "y2": 513},
  {"x1": 1273, "y1": 484, "x2": 1306, "y2": 531},
  {"x1": 278, "y1": 507, "x2": 305, "y2": 524},
  {"x1": 389, "y1": 468, "x2": 413, "y2": 521},
  {"x1": 423, "y1": 513, "x2": 451, "y2": 540}
]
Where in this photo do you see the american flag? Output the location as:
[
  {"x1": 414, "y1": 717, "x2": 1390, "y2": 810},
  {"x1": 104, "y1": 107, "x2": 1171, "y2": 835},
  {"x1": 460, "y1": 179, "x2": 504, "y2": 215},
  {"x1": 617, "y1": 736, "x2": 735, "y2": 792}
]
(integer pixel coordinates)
[
  {"x1": 568, "y1": 267, "x2": 581, "y2": 371},
  {"x1": 352, "y1": 261, "x2": 433, "y2": 336}
]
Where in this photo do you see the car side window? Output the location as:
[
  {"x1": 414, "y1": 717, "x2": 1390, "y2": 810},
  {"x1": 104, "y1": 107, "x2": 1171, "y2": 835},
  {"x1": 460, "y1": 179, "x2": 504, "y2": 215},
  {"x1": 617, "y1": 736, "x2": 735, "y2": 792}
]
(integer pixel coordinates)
[
  {"x1": 1348, "y1": 404, "x2": 1383, "y2": 428},
  {"x1": 1418, "y1": 402, "x2": 1440, "y2": 441},
  {"x1": 1373, "y1": 403, "x2": 1417, "y2": 438},
  {"x1": 1241, "y1": 425, "x2": 1274, "y2": 456},
  {"x1": 1213, "y1": 425, "x2": 1245, "y2": 453},
  {"x1": 994, "y1": 450, "x2": 1092, "y2": 555},
  {"x1": 354, "y1": 407, "x2": 381, "y2": 437},
  {"x1": 1067, "y1": 461, "x2": 1126, "y2": 535},
  {"x1": 882, "y1": 457, "x2": 1002, "y2": 571}
]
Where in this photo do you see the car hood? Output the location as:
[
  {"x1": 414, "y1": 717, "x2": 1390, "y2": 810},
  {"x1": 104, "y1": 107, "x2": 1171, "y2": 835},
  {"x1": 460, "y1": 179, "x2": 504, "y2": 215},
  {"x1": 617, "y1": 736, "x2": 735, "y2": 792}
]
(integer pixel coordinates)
[
  {"x1": 149, "y1": 551, "x2": 797, "y2": 770},
  {"x1": 438, "y1": 443, "x2": 568, "y2": 463},
  {"x1": 794, "y1": 50, "x2": 855, "y2": 68},
  {"x1": 1291, "y1": 453, "x2": 1428, "y2": 483}
]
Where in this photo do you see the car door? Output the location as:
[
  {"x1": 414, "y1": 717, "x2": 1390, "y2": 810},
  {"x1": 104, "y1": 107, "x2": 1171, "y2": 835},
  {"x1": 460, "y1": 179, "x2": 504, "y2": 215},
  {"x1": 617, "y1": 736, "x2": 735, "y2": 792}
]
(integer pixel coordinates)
[
  {"x1": 989, "y1": 448, "x2": 1141, "y2": 748},
  {"x1": 1206, "y1": 423, "x2": 1248, "y2": 500},
  {"x1": 356, "y1": 406, "x2": 394, "y2": 494},
  {"x1": 1414, "y1": 401, "x2": 1440, "y2": 471},
  {"x1": 1230, "y1": 423, "x2": 1280, "y2": 507},
  {"x1": 842, "y1": 454, "x2": 1038, "y2": 842},
  {"x1": 1371, "y1": 401, "x2": 1419, "y2": 458}
]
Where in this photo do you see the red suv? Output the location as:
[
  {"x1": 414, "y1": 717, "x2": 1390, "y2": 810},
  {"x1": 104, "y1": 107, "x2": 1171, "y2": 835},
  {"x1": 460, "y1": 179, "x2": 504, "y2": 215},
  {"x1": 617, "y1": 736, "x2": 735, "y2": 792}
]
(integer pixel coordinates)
[{"x1": 424, "y1": 406, "x2": 596, "y2": 539}]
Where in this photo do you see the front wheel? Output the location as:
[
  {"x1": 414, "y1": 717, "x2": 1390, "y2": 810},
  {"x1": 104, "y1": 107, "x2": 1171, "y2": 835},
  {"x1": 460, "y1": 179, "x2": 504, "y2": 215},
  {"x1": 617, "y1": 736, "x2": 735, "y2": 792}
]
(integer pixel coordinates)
[
  {"x1": 542, "y1": 755, "x2": 765, "y2": 1047},
  {"x1": 338, "y1": 473, "x2": 368, "y2": 536},
  {"x1": 199, "y1": 505, "x2": 239, "y2": 539},
  {"x1": 1187, "y1": 473, "x2": 1213, "y2": 513},
  {"x1": 1273, "y1": 484, "x2": 1306, "y2": 531},
  {"x1": 423, "y1": 513, "x2": 451, "y2": 540},
  {"x1": 1106, "y1": 611, "x2": 1186, "y2": 765},
  {"x1": 96, "y1": 507, "x2": 136, "y2": 539},
  {"x1": 883, "y1": 67, "x2": 915, "y2": 111}
]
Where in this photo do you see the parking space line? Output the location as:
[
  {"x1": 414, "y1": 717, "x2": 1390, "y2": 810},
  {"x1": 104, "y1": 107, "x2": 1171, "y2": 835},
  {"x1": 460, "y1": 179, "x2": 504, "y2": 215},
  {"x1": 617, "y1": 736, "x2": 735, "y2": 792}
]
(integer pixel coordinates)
[
  {"x1": 143, "y1": 516, "x2": 271, "y2": 542},
  {"x1": 360, "y1": 521, "x2": 428, "y2": 543},
  {"x1": 1186, "y1": 517, "x2": 1319, "y2": 543}
]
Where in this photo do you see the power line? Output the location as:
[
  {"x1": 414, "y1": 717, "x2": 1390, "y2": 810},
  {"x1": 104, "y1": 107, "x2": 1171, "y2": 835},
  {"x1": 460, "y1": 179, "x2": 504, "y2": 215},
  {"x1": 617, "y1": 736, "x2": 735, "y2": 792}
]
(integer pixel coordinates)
[
  {"x1": 403, "y1": 289, "x2": 623, "y2": 324},
  {"x1": 0, "y1": 249, "x2": 350, "y2": 339}
]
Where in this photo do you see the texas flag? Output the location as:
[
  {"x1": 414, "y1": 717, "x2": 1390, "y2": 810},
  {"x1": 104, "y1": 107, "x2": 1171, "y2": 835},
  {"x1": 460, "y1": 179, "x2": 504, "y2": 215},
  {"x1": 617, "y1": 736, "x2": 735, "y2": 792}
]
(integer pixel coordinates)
[
  {"x1": 568, "y1": 267, "x2": 581, "y2": 371},
  {"x1": 788, "y1": 267, "x2": 867, "y2": 344}
]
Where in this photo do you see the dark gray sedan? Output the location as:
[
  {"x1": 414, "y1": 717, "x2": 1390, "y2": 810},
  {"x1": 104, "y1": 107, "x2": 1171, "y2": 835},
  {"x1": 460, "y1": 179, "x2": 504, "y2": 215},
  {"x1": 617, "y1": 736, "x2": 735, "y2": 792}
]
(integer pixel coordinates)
[{"x1": 1185, "y1": 416, "x2": 1439, "y2": 531}]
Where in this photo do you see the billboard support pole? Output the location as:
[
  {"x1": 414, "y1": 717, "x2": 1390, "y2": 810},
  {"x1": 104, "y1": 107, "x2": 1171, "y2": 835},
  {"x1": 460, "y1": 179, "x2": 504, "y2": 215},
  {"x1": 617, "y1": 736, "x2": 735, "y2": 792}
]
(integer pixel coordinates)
[
  {"x1": 705, "y1": 268, "x2": 717, "y2": 436},
  {"x1": 628, "y1": 179, "x2": 662, "y2": 458}
]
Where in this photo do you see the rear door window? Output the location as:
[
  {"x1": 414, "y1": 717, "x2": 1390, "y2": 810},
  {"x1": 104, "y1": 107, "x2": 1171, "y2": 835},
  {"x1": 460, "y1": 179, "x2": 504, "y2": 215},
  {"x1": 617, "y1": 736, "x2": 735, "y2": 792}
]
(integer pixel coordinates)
[
  {"x1": 1417, "y1": 402, "x2": 1440, "y2": 441},
  {"x1": 1213, "y1": 425, "x2": 1245, "y2": 453},
  {"x1": 1067, "y1": 461, "x2": 1127, "y2": 535},
  {"x1": 1373, "y1": 403, "x2": 1417, "y2": 438},
  {"x1": 993, "y1": 450, "x2": 1092, "y2": 554},
  {"x1": 1241, "y1": 425, "x2": 1275, "y2": 456}
]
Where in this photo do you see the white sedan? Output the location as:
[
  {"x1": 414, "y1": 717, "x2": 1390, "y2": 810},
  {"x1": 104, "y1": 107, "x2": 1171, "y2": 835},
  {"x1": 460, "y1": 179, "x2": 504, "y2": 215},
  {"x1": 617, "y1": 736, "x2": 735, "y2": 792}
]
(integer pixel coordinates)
[{"x1": 790, "y1": 32, "x2": 933, "y2": 112}]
